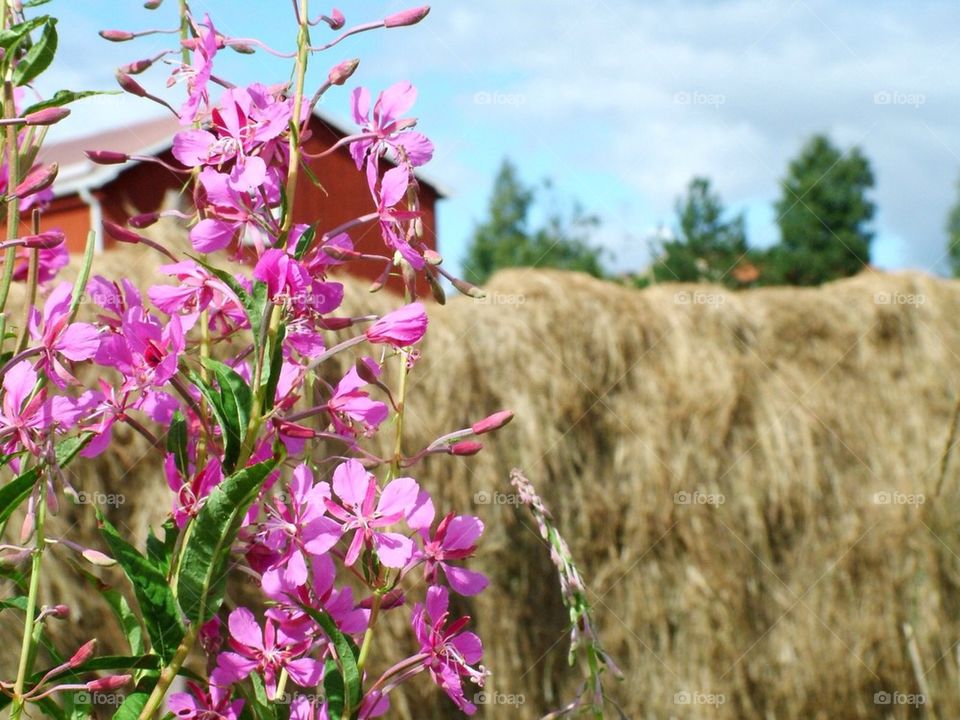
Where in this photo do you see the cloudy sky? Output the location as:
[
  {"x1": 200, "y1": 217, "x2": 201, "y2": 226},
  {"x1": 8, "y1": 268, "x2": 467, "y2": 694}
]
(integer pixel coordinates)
[{"x1": 40, "y1": 0, "x2": 960, "y2": 276}]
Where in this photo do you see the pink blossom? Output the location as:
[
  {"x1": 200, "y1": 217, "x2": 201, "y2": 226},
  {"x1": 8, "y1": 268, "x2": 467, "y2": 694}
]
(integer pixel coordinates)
[
  {"x1": 253, "y1": 249, "x2": 344, "y2": 316},
  {"x1": 411, "y1": 586, "x2": 485, "y2": 714},
  {"x1": 371, "y1": 163, "x2": 424, "y2": 269},
  {"x1": 365, "y1": 302, "x2": 427, "y2": 347},
  {"x1": 327, "y1": 358, "x2": 388, "y2": 437},
  {"x1": 172, "y1": 13, "x2": 219, "y2": 125},
  {"x1": 166, "y1": 455, "x2": 223, "y2": 528},
  {"x1": 414, "y1": 512, "x2": 488, "y2": 596},
  {"x1": 28, "y1": 282, "x2": 100, "y2": 388},
  {"x1": 350, "y1": 82, "x2": 434, "y2": 170},
  {"x1": 324, "y1": 459, "x2": 419, "y2": 568},
  {"x1": 148, "y1": 260, "x2": 246, "y2": 332},
  {"x1": 0, "y1": 362, "x2": 91, "y2": 455},
  {"x1": 168, "y1": 680, "x2": 243, "y2": 720},
  {"x1": 95, "y1": 308, "x2": 185, "y2": 390},
  {"x1": 214, "y1": 607, "x2": 323, "y2": 699}
]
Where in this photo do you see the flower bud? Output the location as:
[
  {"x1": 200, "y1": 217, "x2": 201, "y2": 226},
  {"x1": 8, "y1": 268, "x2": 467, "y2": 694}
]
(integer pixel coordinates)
[
  {"x1": 360, "y1": 588, "x2": 404, "y2": 610},
  {"x1": 23, "y1": 107, "x2": 70, "y2": 126},
  {"x1": 316, "y1": 316, "x2": 354, "y2": 330},
  {"x1": 143, "y1": 0, "x2": 164, "y2": 8},
  {"x1": 0, "y1": 545, "x2": 32, "y2": 568},
  {"x1": 121, "y1": 57, "x2": 155, "y2": 75},
  {"x1": 471, "y1": 410, "x2": 514, "y2": 435},
  {"x1": 423, "y1": 249, "x2": 442, "y2": 265},
  {"x1": 45, "y1": 604, "x2": 71, "y2": 620},
  {"x1": 85, "y1": 150, "x2": 129, "y2": 165},
  {"x1": 426, "y1": 269, "x2": 446, "y2": 305},
  {"x1": 275, "y1": 419, "x2": 316, "y2": 439},
  {"x1": 103, "y1": 220, "x2": 144, "y2": 245},
  {"x1": 129, "y1": 211, "x2": 160, "y2": 229},
  {"x1": 87, "y1": 674, "x2": 131, "y2": 691},
  {"x1": 116, "y1": 72, "x2": 148, "y2": 98},
  {"x1": 14, "y1": 163, "x2": 58, "y2": 198},
  {"x1": 451, "y1": 277, "x2": 486, "y2": 299},
  {"x1": 329, "y1": 9, "x2": 345, "y2": 29},
  {"x1": 449, "y1": 440, "x2": 483, "y2": 456},
  {"x1": 99, "y1": 30, "x2": 136, "y2": 42},
  {"x1": 384, "y1": 5, "x2": 430, "y2": 28},
  {"x1": 322, "y1": 244, "x2": 360, "y2": 261},
  {"x1": 20, "y1": 230, "x2": 66, "y2": 249},
  {"x1": 354, "y1": 357, "x2": 381, "y2": 384},
  {"x1": 82, "y1": 549, "x2": 118, "y2": 567},
  {"x1": 365, "y1": 303, "x2": 428, "y2": 347},
  {"x1": 328, "y1": 58, "x2": 359, "y2": 86},
  {"x1": 229, "y1": 41, "x2": 256, "y2": 55},
  {"x1": 67, "y1": 639, "x2": 97, "y2": 668}
]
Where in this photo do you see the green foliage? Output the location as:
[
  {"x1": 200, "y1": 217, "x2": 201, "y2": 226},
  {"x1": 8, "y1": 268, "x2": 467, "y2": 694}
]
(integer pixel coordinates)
[
  {"x1": 765, "y1": 134, "x2": 875, "y2": 285},
  {"x1": 945, "y1": 174, "x2": 960, "y2": 277},
  {"x1": 652, "y1": 176, "x2": 749, "y2": 287},
  {"x1": 463, "y1": 159, "x2": 605, "y2": 285}
]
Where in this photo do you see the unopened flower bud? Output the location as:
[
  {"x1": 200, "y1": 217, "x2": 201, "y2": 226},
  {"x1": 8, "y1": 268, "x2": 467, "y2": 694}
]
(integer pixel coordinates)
[
  {"x1": 85, "y1": 150, "x2": 129, "y2": 165},
  {"x1": 116, "y1": 72, "x2": 148, "y2": 97},
  {"x1": 67, "y1": 639, "x2": 97, "y2": 668},
  {"x1": 229, "y1": 41, "x2": 256, "y2": 55},
  {"x1": 354, "y1": 357, "x2": 381, "y2": 384},
  {"x1": 20, "y1": 230, "x2": 65, "y2": 249},
  {"x1": 328, "y1": 58, "x2": 359, "y2": 86},
  {"x1": 322, "y1": 244, "x2": 359, "y2": 260},
  {"x1": 14, "y1": 163, "x2": 58, "y2": 198},
  {"x1": 121, "y1": 57, "x2": 155, "y2": 75},
  {"x1": 143, "y1": 0, "x2": 163, "y2": 8},
  {"x1": 23, "y1": 107, "x2": 70, "y2": 126},
  {"x1": 0, "y1": 545, "x2": 32, "y2": 567},
  {"x1": 471, "y1": 410, "x2": 514, "y2": 435},
  {"x1": 317, "y1": 316, "x2": 354, "y2": 330},
  {"x1": 103, "y1": 220, "x2": 145, "y2": 245},
  {"x1": 329, "y1": 9, "x2": 345, "y2": 29},
  {"x1": 452, "y1": 277, "x2": 486, "y2": 299},
  {"x1": 86, "y1": 674, "x2": 131, "y2": 691},
  {"x1": 129, "y1": 211, "x2": 160, "y2": 229},
  {"x1": 384, "y1": 5, "x2": 430, "y2": 28},
  {"x1": 449, "y1": 440, "x2": 483, "y2": 456},
  {"x1": 426, "y1": 270, "x2": 446, "y2": 305},
  {"x1": 82, "y1": 549, "x2": 117, "y2": 567},
  {"x1": 423, "y1": 249, "x2": 442, "y2": 265},
  {"x1": 275, "y1": 420, "x2": 316, "y2": 439},
  {"x1": 45, "y1": 604, "x2": 71, "y2": 620},
  {"x1": 360, "y1": 588, "x2": 404, "y2": 610},
  {"x1": 99, "y1": 30, "x2": 136, "y2": 42}
]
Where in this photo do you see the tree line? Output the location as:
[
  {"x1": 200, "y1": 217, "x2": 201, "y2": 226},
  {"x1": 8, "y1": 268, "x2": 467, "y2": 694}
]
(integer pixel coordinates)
[{"x1": 463, "y1": 133, "x2": 951, "y2": 288}]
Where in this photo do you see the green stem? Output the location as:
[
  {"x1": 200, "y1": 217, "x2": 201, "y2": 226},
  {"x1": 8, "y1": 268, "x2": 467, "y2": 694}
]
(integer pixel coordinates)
[
  {"x1": 136, "y1": 623, "x2": 198, "y2": 720},
  {"x1": 280, "y1": 0, "x2": 310, "y2": 239},
  {"x1": 10, "y1": 484, "x2": 47, "y2": 720},
  {"x1": 355, "y1": 593, "x2": 383, "y2": 674},
  {"x1": 0, "y1": 39, "x2": 22, "y2": 354}
]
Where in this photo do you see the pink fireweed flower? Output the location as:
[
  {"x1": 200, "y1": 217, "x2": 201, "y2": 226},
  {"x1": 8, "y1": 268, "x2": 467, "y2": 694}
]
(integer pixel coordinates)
[
  {"x1": 0, "y1": 362, "x2": 91, "y2": 455},
  {"x1": 95, "y1": 308, "x2": 185, "y2": 390},
  {"x1": 411, "y1": 586, "x2": 486, "y2": 714},
  {"x1": 28, "y1": 282, "x2": 100, "y2": 388},
  {"x1": 324, "y1": 459, "x2": 419, "y2": 568},
  {"x1": 253, "y1": 249, "x2": 344, "y2": 316},
  {"x1": 371, "y1": 163, "x2": 424, "y2": 269},
  {"x1": 9, "y1": 241, "x2": 67, "y2": 284},
  {"x1": 256, "y1": 464, "x2": 342, "y2": 590},
  {"x1": 166, "y1": 455, "x2": 223, "y2": 528},
  {"x1": 168, "y1": 680, "x2": 243, "y2": 720},
  {"x1": 326, "y1": 358, "x2": 388, "y2": 437},
  {"x1": 350, "y1": 82, "x2": 434, "y2": 170},
  {"x1": 189, "y1": 167, "x2": 268, "y2": 253},
  {"x1": 148, "y1": 260, "x2": 246, "y2": 332},
  {"x1": 170, "y1": 13, "x2": 219, "y2": 125},
  {"x1": 413, "y1": 512, "x2": 488, "y2": 596},
  {"x1": 365, "y1": 302, "x2": 427, "y2": 347},
  {"x1": 214, "y1": 607, "x2": 323, "y2": 699}
]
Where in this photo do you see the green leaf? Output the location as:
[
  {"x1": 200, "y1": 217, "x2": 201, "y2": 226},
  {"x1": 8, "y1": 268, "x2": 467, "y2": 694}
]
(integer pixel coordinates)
[
  {"x1": 0, "y1": 15, "x2": 45, "y2": 53},
  {"x1": 103, "y1": 589, "x2": 145, "y2": 656},
  {"x1": 13, "y1": 17, "x2": 57, "y2": 86},
  {"x1": 247, "y1": 672, "x2": 278, "y2": 720},
  {"x1": 297, "y1": 605, "x2": 361, "y2": 716},
  {"x1": 96, "y1": 511, "x2": 185, "y2": 663},
  {"x1": 202, "y1": 359, "x2": 253, "y2": 473},
  {"x1": 110, "y1": 691, "x2": 148, "y2": 720},
  {"x1": 22, "y1": 89, "x2": 118, "y2": 117},
  {"x1": 176, "y1": 457, "x2": 281, "y2": 624},
  {"x1": 0, "y1": 595, "x2": 27, "y2": 612},
  {"x1": 145, "y1": 518, "x2": 178, "y2": 577},
  {"x1": 261, "y1": 325, "x2": 285, "y2": 413},
  {"x1": 323, "y1": 658, "x2": 345, "y2": 718},
  {"x1": 166, "y1": 410, "x2": 189, "y2": 477},
  {"x1": 293, "y1": 224, "x2": 316, "y2": 260}
]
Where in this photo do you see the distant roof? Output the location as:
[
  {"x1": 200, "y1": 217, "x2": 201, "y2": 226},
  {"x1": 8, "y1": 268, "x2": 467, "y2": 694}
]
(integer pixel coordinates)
[{"x1": 39, "y1": 112, "x2": 447, "y2": 198}]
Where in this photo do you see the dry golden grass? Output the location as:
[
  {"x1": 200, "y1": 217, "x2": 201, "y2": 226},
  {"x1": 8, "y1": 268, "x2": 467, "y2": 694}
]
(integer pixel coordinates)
[{"x1": 4, "y1": 237, "x2": 960, "y2": 719}]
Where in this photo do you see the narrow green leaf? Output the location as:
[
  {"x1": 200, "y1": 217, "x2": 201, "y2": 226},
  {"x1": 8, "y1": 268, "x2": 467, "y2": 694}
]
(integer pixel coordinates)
[
  {"x1": 166, "y1": 410, "x2": 189, "y2": 477},
  {"x1": 22, "y1": 89, "x2": 117, "y2": 116},
  {"x1": 110, "y1": 691, "x2": 148, "y2": 720},
  {"x1": 145, "y1": 518, "x2": 178, "y2": 577},
  {"x1": 261, "y1": 325, "x2": 285, "y2": 413},
  {"x1": 0, "y1": 595, "x2": 27, "y2": 612},
  {"x1": 189, "y1": 370, "x2": 237, "y2": 472},
  {"x1": 323, "y1": 658, "x2": 345, "y2": 718},
  {"x1": 103, "y1": 589, "x2": 145, "y2": 656},
  {"x1": 96, "y1": 511, "x2": 185, "y2": 663},
  {"x1": 297, "y1": 605, "x2": 361, "y2": 714},
  {"x1": 202, "y1": 358, "x2": 252, "y2": 473},
  {"x1": 13, "y1": 18, "x2": 57, "y2": 86},
  {"x1": 293, "y1": 224, "x2": 316, "y2": 260},
  {"x1": 190, "y1": 257, "x2": 264, "y2": 339},
  {"x1": 176, "y1": 457, "x2": 281, "y2": 624},
  {"x1": 0, "y1": 16, "x2": 45, "y2": 53},
  {"x1": 247, "y1": 672, "x2": 278, "y2": 720}
]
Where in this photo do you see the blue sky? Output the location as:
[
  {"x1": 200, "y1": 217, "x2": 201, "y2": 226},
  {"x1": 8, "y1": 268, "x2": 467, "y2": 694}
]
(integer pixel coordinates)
[{"x1": 38, "y1": 1, "x2": 960, "y2": 277}]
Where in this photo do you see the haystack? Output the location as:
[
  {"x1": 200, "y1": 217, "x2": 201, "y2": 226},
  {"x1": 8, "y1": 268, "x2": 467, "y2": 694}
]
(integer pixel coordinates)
[{"x1": 3, "y1": 241, "x2": 960, "y2": 719}]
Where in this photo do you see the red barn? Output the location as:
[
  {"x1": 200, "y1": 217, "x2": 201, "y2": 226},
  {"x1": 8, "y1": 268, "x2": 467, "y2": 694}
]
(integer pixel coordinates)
[{"x1": 36, "y1": 113, "x2": 443, "y2": 283}]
